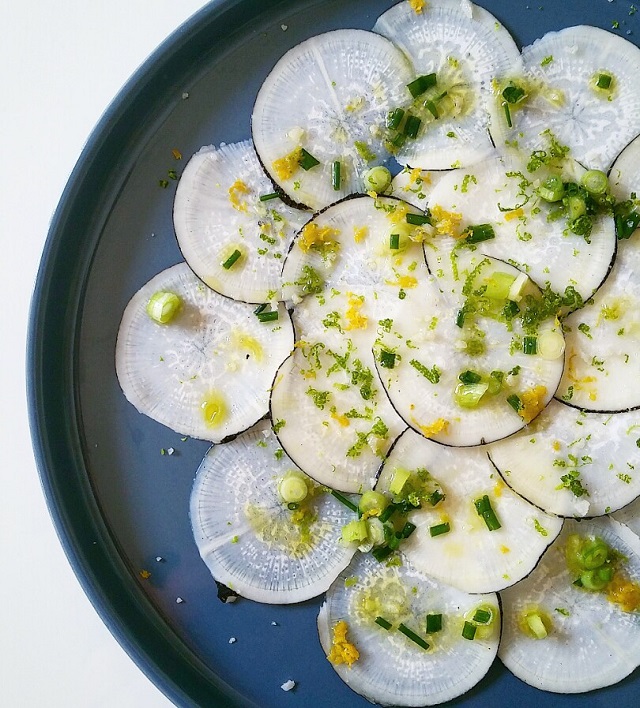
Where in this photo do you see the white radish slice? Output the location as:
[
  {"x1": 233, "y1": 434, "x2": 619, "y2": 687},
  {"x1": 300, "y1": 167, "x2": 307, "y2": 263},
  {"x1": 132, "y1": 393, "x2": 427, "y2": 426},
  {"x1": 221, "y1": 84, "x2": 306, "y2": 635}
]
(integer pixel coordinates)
[
  {"x1": 317, "y1": 552, "x2": 500, "y2": 706},
  {"x1": 115, "y1": 263, "x2": 294, "y2": 443},
  {"x1": 373, "y1": 0, "x2": 522, "y2": 170},
  {"x1": 280, "y1": 195, "x2": 432, "y2": 304},
  {"x1": 613, "y1": 496, "x2": 640, "y2": 538},
  {"x1": 488, "y1": 399, "x2": 640, "y2": 518},
  {"x1": 251, "y1": 30, "x2": 413, "y2": 211},
  {"x1": 499, "y1": 517, "x2": 640, "y2": 693},
  {"x1": 555, "y1": 240, "x2": 640, "y2": 412},
  {"x1": 424, "y1": 155, "x2": 616, "y2": 305},
  {"x1": 269, "y1": 338, "x2": 406, "y2": 494},
  {"x1": 389, "y1": 166, "x2": 447, "y2": 210},
  {"x1": 375, "y1": 257, "x2": 565, "y2": 446},
  {"x1": 189, "y1": 422, "x2": 357, "y2": 603},
  {"x1": 376, "y1": 429, "x2": 562, "y2": 594},
  {"x1": 173, "y1": 141, "x2": 309, "y2": 303},
  {"x1": 489, "y1": 26, "x2": 640, "y2": 171}
]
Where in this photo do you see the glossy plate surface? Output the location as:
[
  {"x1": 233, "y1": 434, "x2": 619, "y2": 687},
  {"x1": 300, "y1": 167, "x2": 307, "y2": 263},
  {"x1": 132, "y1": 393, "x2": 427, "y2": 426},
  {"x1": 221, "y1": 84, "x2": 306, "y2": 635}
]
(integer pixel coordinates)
[{"x1": 27, "y1": 1, "x2": 640, "y2": 706}]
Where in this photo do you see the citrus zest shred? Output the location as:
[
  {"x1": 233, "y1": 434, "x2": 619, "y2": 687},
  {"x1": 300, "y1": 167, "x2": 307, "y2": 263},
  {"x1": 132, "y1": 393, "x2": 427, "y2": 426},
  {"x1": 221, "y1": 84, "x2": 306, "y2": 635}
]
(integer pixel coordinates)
[
  {"x1": 327, "y1": 620, "x2": 360, "y2": 667},
  {"x1": 228, "y1": 179, "x2": 250, "y2": 212},
  {"x1": 504, "y1": 207, "x2": 524, "y2": 222},
  {"x1": 273, "y1": 147, "x2": 302, "y2": 181},
  {"x1": 354, "y1": 225, "x2": 368, "y2": 243},
  {"x1": 430, "y1": 204, "x2": 463, "y2": 237},
  {"x1": 344, "y1": 293, "x2": 368, "y2": 330},
  {"x1": 518, "y1": 386, "x2": 547, "y2": 424},
  {"x1": 412, "y1": 416, "x2": 449, "y2": 437},
  {"x1": 386, "y1": 274, "x2": 418, "y2": 289},
  {"x1": 331, "y1": 410, "x2": 350, "y2": 426},
  {"x1": 299, "y1": 222, "x2": 340, "y2": 253},
  {"x1": 409, "y1": 0, "x2": 426, "y2": 14},
  {"x1": 607, "y1": 572, "x2": 640, "y2": 612}
]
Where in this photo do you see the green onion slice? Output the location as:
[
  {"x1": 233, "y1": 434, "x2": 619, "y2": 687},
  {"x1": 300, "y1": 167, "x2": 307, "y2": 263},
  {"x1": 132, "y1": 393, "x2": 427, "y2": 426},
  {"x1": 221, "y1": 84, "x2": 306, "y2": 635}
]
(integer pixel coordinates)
[
  {"x1": 474, "y1": 495, "x2": 501, "y2": 531},
  {"x1": 429, "y1": 522, "x2": 451, "y2": 537},
  {"x1": 403, "y1": 115, "x2": 422, "y2": 139},
  {"x1": 462, "y1": 621, "x2": 477, "y2": 640},
  {"x1": 426, "y1": 614, "x2": 443, "y2": 633},
  {"x1": 387, "y1": 107, "x2": 405, "y2": 130},
  {"x1": 465, "y1": 223, "x2": 495, "y2": 244},
  {"x1": 523, "y1": 336, "x2": 538, "y2": 355},
  {"x1": 389, "y1": 233, "x2": 400, "y2": 250},
  {"x1": 581, "y1": 169, "x2": 609, "y2": 196},
  {"x1": 146, "y1": 291, "x2": 182, "y2": 324},
  {"x1": 256, "y1": 310, "x2": 279, "y2": 323},
  {"x1": 298, "y1": 148, "x2": 320, "y2": 170},
  {"x1": 406, "y1": 73, "x2": 437, "y2": 98}
]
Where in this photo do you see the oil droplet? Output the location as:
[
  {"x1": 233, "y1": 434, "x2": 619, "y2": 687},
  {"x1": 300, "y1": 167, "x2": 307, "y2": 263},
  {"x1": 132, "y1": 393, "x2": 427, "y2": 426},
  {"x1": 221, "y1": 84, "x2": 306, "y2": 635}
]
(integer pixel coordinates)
[
  {"x1": 201, "y1": 391, "x2": 228, "y2": 428},
  {"x1": 231, "y1": 329, "x2": 264, "y2": 363}
]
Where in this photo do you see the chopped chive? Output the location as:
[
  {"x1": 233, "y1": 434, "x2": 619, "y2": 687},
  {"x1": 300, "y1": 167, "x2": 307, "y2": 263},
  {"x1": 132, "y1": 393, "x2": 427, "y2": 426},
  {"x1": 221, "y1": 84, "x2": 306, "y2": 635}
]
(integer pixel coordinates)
[
  {"x1": 426, "y1": 614, "x2": 443, "y2": 633},
  {"x1": 330, "y1": 489, "x2": 359, "y2": 513},
  {"x1": 387, "y1": 107, "x2": 405, "y2": 130},
  {"x1": 403, "y1": 115, "x2": 422, "y2": 139},
  {"x1": 429, "y1": 489, "x2": 445, "y2": 506},
  {"x1": 222, "y1": 249, "x2": 242, "y2": 270},
  {"x1": 502, "y1": 101, "x2": 512, "y2": 128},
  {"x1": 372, "y1": 545, "x2": 394, "y2": 562},
  {"x1": 401, "y1": 521, "x2": 417, "y2": 538},
  {"x1": 390, "y1": 233, "x2": 400, "y2": 250},
  {"x1": 455, "y1": 309, "x2": 465, "y2": 328},
  {"x1": 259, "y1": 192, "x2": 280, "y2": 202},
  {"x1": 459, "y1": 370, "x2": 482, "y2": 385},
  {"x1": 503, "y1": 300, "x2": 520, "y2": 319},
  {"x1": 615, "y1": 209, "x2": 640, "y2": 240},
  {"x1": 596, "y1": 72, "x2": 612, "y2": 90},
  {"x1": 253, "y1": 303, "x2": 268, "y2": 315},
  {"x1": 375, "y1": 616, "x2": 393, "y2": 630},
  {"x1": 298, "y1": 148, "x2": 320, "y2": 170},
  {"x1": 256, "y1": 310, "x2": 279, "y2": 323},
  {"x1": 425, "y1": 100, "x2": 439, "y2": 118},
  {"x1": 502, "y1": 85, "x2": 526, "y2": 104},
  {"x1": 398, "y1": 623, "x2": 430, "y2": 650},
  {"x1": 406, "y1": 73, "x2": 437, "y2": 98},
  {"x1": 406, "y1": 212, "x2": 432, "y2": 226},
  {"x1": 429, "y1": 522, "x2": 451, "y2": 537},
  {"x1": 332, "y1": 161, "x2": 341, "y2": 191},
  {"x1": 379, "y1": 503, "x2": 398, "y2": 523},
  {"x1": 473, "y1": 608, "x2": 492, "y2": 625},
  {"x1": 465, "y1": 223, "x2": 495, "y2": 244},
  {"x1": 379, "y1": 349, "x2": 396, "y2": 369},
  {"x1": 523, "y1": 336, "x2": 538, "y2": 355},
  {"x1": 474, "y1": 494, "x2": 501, "y2": 531},
  {"x1": 392, "y1": 132, "x2": 407, "y2": 148},
  {"x1": 462, "y1": 621, "x2": 477, "y2": 640},
  {"x1": 388, "y1": 532, "x2": 402, "y2": 550},
  {"x1": 507, "y1": 393, "x2": 523, "y2": 412}
]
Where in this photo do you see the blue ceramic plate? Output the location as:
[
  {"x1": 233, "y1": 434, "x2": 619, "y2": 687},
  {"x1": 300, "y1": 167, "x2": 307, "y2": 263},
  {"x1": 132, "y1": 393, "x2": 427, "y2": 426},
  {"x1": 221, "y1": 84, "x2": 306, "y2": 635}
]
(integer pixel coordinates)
[{"x1": 27, "y1": 1, "x2": 640, "y2": 706}]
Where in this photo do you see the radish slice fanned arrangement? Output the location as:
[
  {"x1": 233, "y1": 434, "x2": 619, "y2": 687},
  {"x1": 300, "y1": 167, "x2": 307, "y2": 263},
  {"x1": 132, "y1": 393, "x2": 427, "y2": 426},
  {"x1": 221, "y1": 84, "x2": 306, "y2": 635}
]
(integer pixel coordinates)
[{"x1": 115, "y1": 1, "x2": 640, "y2": 704}]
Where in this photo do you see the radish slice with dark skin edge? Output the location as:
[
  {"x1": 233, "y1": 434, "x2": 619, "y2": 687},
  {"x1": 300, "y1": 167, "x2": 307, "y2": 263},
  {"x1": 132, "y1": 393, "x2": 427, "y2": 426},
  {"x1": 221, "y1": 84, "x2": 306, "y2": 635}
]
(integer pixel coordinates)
[
  {"x1": 499, "y1": 518, "x2": 640, "y2": 694},
  {"x1": 423, "y1": 154, "x2": 616, "y2": 308},
  {"x1": 173, "y1": 141, "x2": 309, "y2": 303},
  {"x1": 115, "y1": 263, "x2": 294, "y2": 443},
  {"x1": 374, "y1": 257, "x2": 565, "y2": 447},
  {"x1": 189, "y1": 421, "x2": 358, "y2": 604},
  {"x1": 317, "y1": 551, "x2": 500, "y2": 706},
  {"x1": 251, "y1": 29, "x2": 413, "y2": 211},
  {"x1": 489, "y1": 26, "x2": 640, "y2": 172},
  {"x1": 373, "y1": 0, "x2": 522, "y2": 170},
  {"x1": 554, "y1": 134, "x2": 640, "y2": 411},
  {"x1": 488, "y1": 399, "x2": 640, "y2": 518},
  {"x1": 389, "y1": 166, "x2": 447, "y2": 210},
  {"x1": 613, "y1": 496, "x2": 640, "y2": 538},
  {"x1": 375, "y1": 428, "x2": 562, "y2": 594}
]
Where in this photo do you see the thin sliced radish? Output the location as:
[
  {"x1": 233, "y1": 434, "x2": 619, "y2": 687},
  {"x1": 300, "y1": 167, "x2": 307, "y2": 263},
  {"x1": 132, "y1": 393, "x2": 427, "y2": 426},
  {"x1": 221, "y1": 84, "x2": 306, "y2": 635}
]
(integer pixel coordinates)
[
  {"x1": 173, "y1": 141, "x2": 309, "y2": 303},
  {"x1": 280, "y1": 194, "x2": 432, "y2": 305},
  {"x1": 488, "y1": 399, "x2": 640, "y2": 517},
  {"x1": 318, "y1": 551, "x2": 500, "y2": 706},
  {"x1": 555, "y1": 240, "x2": 640, "y2": 412},
  {"x1": 252, "y1": 30, "x2": 413, "y2": 210},
  {"x1": 490, "y1": 26, "x2": 640, "y2": 171},
  {"x1": 115, "y1": 263, "x2": 293, "y2": 443},
  {"x1": 375, "y1": 429, "x2": 562, "y2": 594},
  {"x1": 424, "y1": 154, "x2": 616, "y2": 305},
  {"x1": 389, "y1": 166, "x2": 447, "y2": 210},
  {"x1": 373, "y1": 0, "x2": 521, "y2": 170},
  {"x1": 189, "y1": 422, "x2": 357, "y2": 603},
  {"x1": 499, "y1": 518, "x2": 640, "y2": 693},
  {"x1": 375, "y1": 257, "x2": 565, "y2": 446},
  {"x1": 613, "y1": 496, "x2": 640, "y2": 538}
]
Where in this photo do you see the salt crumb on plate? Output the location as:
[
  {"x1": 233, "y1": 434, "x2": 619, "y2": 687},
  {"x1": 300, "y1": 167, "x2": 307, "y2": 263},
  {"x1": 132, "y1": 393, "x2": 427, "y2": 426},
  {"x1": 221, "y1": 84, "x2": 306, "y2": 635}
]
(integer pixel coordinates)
[
  {"x1": 281, "y1": 24, "x2": 288, "y2": 31},
  {"x1": 281, "y1": 680, "x2": 296, "y2": 692},
  {"x1": 229, "y1": 637, "x2": 237, "y2": 644}
]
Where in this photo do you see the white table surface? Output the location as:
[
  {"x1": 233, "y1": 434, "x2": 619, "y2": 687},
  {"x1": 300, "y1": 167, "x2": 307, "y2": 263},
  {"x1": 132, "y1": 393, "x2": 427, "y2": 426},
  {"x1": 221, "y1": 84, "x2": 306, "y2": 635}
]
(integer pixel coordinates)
[{"x1": 1, "y1": 2, "x2": 208, "y2": 705}]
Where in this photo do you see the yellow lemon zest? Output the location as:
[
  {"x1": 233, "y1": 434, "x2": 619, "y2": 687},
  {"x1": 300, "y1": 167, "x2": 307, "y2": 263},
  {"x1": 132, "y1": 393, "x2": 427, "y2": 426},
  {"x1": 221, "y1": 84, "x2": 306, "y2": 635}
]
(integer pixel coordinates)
[
  {"x1": 519, "y1": 386, "x2": 547, "y2": 424},
  {"x1": 353, "y1": 225, "x2": 368, "y2": 243},
  {"x1": 500, "y1": 545, "x2": 511, "y2": 554},
  {"x1": 412, "y1": 417, "x2": 449, "y2": 437},
  {"x1": 299, "y1": 222, "x2": 340, "y2": 253},
  {"x1": 607, "y1": 572, "x2": 640, "y2": 612},
  {"x1": 344, "y1": 293, "x2": 368, "y2": 331},
  {"x1": 431, "y1": 204, "x2": 463, "y2": 237},
  {"x1": 331, "y1": 410, "x2": 350, "y2": 427},
  {"x1": 327, "y1": 621, "x2": 360, "y2": 667},
  {"x1": 504, "y1": 207, "x2": 524, "y2": 222},
  {"x1": 228, "y1": 179, "x2": 250, "y2": 212},
  {"x1": 272, "y1": 147, "x2": 302, "y2": 181},
  {"x1": 409, "y1": 0, "x2": 426, "y2": 14}
]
